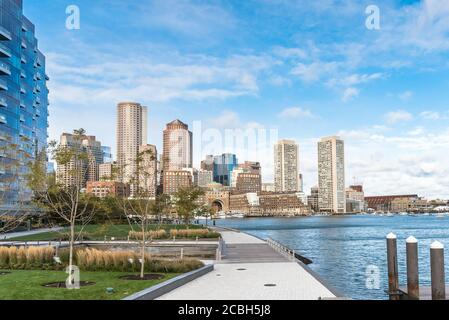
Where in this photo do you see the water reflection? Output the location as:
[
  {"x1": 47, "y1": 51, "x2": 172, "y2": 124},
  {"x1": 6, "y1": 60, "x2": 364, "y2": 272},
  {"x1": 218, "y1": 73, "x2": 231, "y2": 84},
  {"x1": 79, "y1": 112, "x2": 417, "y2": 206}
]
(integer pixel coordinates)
[{"x1": 214, "y1": 215, "x2": 449, "y2": 300}]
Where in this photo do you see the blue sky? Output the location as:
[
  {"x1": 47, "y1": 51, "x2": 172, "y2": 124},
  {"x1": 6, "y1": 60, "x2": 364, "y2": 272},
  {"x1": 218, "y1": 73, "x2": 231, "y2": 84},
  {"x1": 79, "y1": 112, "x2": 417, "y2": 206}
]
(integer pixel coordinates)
[{"x1": 24, "y1": 0, "x2": 449, "y2": 198}]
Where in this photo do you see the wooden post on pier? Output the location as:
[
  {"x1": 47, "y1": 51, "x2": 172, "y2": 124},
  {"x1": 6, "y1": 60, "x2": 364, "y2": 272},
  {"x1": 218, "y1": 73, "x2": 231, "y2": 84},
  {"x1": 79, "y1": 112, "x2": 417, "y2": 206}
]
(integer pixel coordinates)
[
  {"x1": 386, "y1": 233, "x2": 400, "y2": 300},
  {"x1": 430, "y1": 241, "x2": 446, "y2": 300},
  {"x1": 406, "y1": 236, "x2": 419, "y2": 300}
]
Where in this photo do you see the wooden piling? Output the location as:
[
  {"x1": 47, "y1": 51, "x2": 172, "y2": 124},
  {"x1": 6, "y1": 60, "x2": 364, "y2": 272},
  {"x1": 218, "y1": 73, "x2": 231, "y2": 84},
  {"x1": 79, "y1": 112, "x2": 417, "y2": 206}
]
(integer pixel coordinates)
[
  {"x1": 386, "y1": 233, "x2": 399, "y2": 300},
  {"x1": 406, "y1": 236, "x2": 419, "y2": 300},
  {"x1": 430, "y1": 241, "x2": 446, "y2": 300}
]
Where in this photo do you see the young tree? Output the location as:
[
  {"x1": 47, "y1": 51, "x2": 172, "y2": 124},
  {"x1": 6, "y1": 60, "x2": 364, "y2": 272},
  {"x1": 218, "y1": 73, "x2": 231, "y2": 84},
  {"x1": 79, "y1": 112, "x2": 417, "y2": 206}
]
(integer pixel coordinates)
[
  {"x1": 195, "y1": 204, "x2": 214, "y2": 226},
  {"x1": 173, "y1": 187, "x2": 205, "y2": 224},
  {"x1": 116, "y1": 147, "x2": 159, "y2": 279},
  {"x1": 28, "y1": 129, "x2": 97, "y2": 285}
]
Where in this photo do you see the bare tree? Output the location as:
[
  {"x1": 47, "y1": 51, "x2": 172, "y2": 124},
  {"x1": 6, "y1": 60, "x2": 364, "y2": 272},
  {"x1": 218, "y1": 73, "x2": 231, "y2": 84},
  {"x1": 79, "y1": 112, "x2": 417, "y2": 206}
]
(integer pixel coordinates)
[
  {"x1": 116, "y1": 147, "x2": 163, "y2": 279},
  {"x1": 28, "y1": 129, "x2": 97, "y2": 285}
]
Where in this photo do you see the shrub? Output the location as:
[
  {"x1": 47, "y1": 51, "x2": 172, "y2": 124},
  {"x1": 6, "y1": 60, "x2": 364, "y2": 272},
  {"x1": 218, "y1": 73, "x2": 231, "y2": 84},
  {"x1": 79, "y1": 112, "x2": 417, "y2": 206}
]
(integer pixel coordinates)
[
  {"x1": 170, "y1": 229, "x2": 220, "y2": 239},
  {"x1": 128, "y1": 230, "x2": 167, "y2": 240},
  {"x1": 0, "y1": 246, "x2": 55, "y2": 269}
]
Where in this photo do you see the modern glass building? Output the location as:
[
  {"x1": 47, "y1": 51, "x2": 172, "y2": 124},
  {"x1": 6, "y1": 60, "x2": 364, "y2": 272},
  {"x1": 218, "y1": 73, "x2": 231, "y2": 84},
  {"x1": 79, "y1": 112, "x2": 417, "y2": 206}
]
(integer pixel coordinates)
[
  {"x1": 0, "y1": 0, "x2": 49, "y2": 207},
  {"x1": 213, "y1": 153, "x2": 238, "y2": 187}
]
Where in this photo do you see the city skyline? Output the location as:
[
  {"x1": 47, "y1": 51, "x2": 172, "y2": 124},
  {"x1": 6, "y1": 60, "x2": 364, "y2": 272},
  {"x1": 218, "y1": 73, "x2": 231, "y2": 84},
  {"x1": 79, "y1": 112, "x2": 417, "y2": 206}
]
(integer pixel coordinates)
[{"x1": 21, "y1": 0, "x2": 449, "y2": 199}]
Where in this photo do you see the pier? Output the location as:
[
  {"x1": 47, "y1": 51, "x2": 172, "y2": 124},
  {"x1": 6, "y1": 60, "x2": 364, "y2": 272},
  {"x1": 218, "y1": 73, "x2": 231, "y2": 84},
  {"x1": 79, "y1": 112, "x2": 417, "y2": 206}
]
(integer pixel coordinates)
[{"x1": 157, "y1": 228, "x2": 342, "y2": 300}]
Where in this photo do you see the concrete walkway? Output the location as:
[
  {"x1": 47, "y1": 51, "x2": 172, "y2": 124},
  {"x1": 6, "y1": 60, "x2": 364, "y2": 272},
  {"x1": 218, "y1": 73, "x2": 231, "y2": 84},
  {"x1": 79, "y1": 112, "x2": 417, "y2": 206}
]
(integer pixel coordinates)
[
  {"x1": 0, "y1": 227, "x2": 63, "y2": 240},
  {"x1": 157, "y1": 229, "x2": 338, "y2": 300}
]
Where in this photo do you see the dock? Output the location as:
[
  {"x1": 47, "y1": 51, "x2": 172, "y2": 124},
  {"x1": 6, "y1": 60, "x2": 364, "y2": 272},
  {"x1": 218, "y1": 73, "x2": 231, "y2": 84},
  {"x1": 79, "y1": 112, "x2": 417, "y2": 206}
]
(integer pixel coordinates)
[{"x1": 157, "y1": 229, "x2": 342, "y2": 300}]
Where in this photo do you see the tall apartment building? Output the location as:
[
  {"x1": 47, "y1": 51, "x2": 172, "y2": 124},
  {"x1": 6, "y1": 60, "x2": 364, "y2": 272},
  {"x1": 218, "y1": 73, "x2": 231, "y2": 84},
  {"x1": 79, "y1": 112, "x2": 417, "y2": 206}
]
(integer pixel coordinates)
[
  {"x1": 56, "y1": 133, "x2": 103, "y2": 189},
  {"x1": 274, "y1": 140, "x2": 299, "y2": 192},
  {"x1": 0, "y1": 0, "x2": 49, "y2": 206},
  {"x1": 116, "y1": 102, "x2": 147, "y2": 184},
  {"x1": 239, "y1": 161, "x2": 261, "y2": 175},
  {"x1": 318, "y1": 136, "x2": 345, "y2": 214},
  {"x1": 162, "y1": 119, "x2": 192, "y2": 171},
  {"x1": 213, "y1": 153, "x2": 238, "y2": 187},
  {"x1": 308, "y1": 186, "x2": 319, "y2": 212},
  {"x1": 138, "y1": 144, "x2": 157, "y2": 199},
  {"x1": 99, "y1": 162, "x2": 117, "y2": 181}
]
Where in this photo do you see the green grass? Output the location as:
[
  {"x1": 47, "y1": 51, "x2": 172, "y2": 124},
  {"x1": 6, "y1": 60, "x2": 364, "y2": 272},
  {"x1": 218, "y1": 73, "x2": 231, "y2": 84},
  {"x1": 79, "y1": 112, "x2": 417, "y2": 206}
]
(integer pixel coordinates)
[
  {"x1": 4, "y1": 224, "x2": 206, "y2": 241},
  {"x1": 0, "y1": 269, "x2": 178, "y2": 300}
]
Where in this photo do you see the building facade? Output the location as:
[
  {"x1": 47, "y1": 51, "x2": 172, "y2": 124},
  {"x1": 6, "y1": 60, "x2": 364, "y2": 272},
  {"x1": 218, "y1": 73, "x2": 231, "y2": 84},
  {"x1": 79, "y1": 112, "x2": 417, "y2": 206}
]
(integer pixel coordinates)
[
  {"x1": 99, "y1": 162, "x2": 118, "y2": 181},
  {"x1": 55, "y1": 133, "x2": 103, "y2": 189},
  {"x1": 200, "y1": 155, "x2": 214, "y2": 171},
  {"x1": 213, "y1": 153, "x2": 238, "y2": 187},
  {"x1": 307, "y1": 186, "x2": 319, "y2": 212},
  {"x1": 197, "y1": 170, "x2": 213, "y2": 187},
  {"x1": 0, "y1": 0, "x2": 49, "y2": 206},
  {"x1": 116, "y1": 102, "x2": 147, "y2": 184},
  {"x1": 163, "y1": 170, "x2": 192, "y2": 195},
  {"x1": 235, "y1": 173, "x2": 262, "y2": 194},
  {"x1": 318, "y1": 136, "x2": 345, "y2": 214},
  {"x1": 86, "y1": 181, "x2": 130, "y2": 199},
  {"x1": 274, "y1": 140, "x2": 299, "y2": 192},
  {"x1": 162, "y1": 119, "x2": 192, "y2": 171}
]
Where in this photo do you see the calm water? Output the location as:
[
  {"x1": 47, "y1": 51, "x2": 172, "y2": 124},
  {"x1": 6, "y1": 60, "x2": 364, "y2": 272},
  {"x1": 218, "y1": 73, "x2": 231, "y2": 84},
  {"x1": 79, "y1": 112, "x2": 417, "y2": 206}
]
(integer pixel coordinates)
[{"x1": 212, "y1": 215, "x2": 449, "y2": 300}]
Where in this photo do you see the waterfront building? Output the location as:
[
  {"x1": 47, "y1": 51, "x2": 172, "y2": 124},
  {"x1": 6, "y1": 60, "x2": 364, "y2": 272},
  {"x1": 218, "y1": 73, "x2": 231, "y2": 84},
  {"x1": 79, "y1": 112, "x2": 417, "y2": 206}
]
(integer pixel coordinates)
[
  {"x1": 296, "y1": 191, "x2": 308, "y2": 206},
  {"x1": 390, "y1": 196, "x2": 428, "y2": 213},
  {"x1": 200, "y1": 155, "x2": 214, "y2": 171},
  {"x1": 235, "y1": 173, "x2": 262, "y2": 194},
  {"x1": 138, "y1": 144, "x2": 157, "y2": 199},
  {"x1": 116, "y1": 102, "x2": 147, "y2": 184},
  {"x1": 162, "y1": 170, "x2": 192, "y2": 195},
  {"x1": 0, "y1": 0, "x2": 49, "y2": 206},
  {"x1": 274, "y1": 139, "x2": 299, "y2": 192},
  {"x1": 162, "y1": 119, "x2": 193, "y2": 171},
  {"x1": 213, "y1": 153, "x2": 238, "y2": 187},
  {"x1": 55, "y1": 133, "x2": 103, "y2": 189},
  {"x1": 262, "y1": 183, "x2": 275, "y2": 192},
  {"x1": 346, "y1": 185, "x2": 365, "y2": 213},
  {"x1": 197, "y1": 169, "x2": 213, "y2": 187},
  {"x1": 364, "y1": 194, "x2": 418, "y2": 212},
  {"x1": 307, "y1": 186, "x2": 319, "y2": 212},
  {"x1": 298, "y1": 173, "x2": 304, "y2": 192},
  {"x1": 318, "y1": 136, "x2": 345, "y2": 214},
  {"x1": 86, "y1": 181, "x2": 130, "y2": 199},
  {"x1": 229, "y1": 192, "x2": 311, "y2": 217}
]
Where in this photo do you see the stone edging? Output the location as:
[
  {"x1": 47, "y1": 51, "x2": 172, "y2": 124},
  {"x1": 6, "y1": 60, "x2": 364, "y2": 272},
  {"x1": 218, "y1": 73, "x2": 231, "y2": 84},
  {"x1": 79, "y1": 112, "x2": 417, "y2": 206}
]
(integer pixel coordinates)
[{"x1": 122, "y1": 264, "x2": 214, "y2": 300}]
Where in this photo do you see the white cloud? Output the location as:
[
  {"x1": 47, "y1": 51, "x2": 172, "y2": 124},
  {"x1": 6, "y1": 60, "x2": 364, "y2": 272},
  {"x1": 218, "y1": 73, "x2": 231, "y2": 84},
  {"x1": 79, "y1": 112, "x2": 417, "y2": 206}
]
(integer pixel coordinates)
[
  {"x1": 384, "y1": 110, "x2": 413, "y2": 124},
  {"x1": 291, "y1": 61, "x2": 338, "y2": 83},
  {"x1": 278, "y1": 107, "x2": 315, "y2": 119},
  {"x1": 420, "y1": 111, "x2": 449, "y2": 120},
  {"x1": 342, "y1": 87, "x2": 359, "y2": 102}
]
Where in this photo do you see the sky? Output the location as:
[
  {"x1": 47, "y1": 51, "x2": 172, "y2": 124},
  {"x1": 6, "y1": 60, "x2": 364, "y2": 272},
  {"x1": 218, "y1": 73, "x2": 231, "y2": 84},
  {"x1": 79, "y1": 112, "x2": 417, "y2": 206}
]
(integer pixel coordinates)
[{"x1": 22, "y1": 0, "x2": 449, "y2": 199}]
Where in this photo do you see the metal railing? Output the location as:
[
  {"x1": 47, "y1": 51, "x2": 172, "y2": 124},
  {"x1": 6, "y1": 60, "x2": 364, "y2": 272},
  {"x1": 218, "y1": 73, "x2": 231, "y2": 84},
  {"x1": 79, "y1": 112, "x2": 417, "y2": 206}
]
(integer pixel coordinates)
[{"x1": 267, "y1": 237, "x2": 296, "y2": 261}]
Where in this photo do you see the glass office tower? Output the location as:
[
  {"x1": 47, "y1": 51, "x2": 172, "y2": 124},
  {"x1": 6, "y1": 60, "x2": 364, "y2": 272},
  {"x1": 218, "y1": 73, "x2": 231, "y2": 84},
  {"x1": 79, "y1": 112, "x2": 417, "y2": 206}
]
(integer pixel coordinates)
[
  {"x1": 0, "y1": 0, "x2": 49, "y2": 207},
  {"x1": 213, "y1": 153, "x2": 238, "y2": 187}
]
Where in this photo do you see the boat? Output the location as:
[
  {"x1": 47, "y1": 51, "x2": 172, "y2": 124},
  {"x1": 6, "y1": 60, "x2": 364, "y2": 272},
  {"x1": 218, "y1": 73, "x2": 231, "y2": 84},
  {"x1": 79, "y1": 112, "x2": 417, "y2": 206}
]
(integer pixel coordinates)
[
  {"x1": 386, "y1": 212, "x2": 394, "y2": 217},
  {"x1": 230, "y1": 213, "x2": 245, "y2": 219},
  {"x1": 399, "y1": 212, "x2": 408, "y2": 216}
]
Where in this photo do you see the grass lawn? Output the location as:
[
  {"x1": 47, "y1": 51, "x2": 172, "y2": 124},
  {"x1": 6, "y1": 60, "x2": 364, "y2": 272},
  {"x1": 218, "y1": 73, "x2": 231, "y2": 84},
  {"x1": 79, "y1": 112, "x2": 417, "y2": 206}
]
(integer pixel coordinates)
[
  {"x1": 3, "y1": 224, "x2": 206, "y2": 241},
  {"x1": 0, "y1": 269, "x2": 178, "y2": 300}
]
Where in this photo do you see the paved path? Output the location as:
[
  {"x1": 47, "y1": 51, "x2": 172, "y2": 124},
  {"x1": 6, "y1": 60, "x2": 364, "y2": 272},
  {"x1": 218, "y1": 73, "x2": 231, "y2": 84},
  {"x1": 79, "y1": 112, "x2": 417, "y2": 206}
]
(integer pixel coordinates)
[
  {"x1": 158, "y1": 229, "x2": 339, "y2": 300},
  {"x1": 0, "y1": 227, "x2": 63, "y2": 240}
]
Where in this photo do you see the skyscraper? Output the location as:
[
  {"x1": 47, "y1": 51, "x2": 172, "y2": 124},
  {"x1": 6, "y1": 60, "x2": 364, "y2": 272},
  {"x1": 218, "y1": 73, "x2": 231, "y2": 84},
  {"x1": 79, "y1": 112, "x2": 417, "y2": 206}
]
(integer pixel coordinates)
[
  {"x1": 162, "y1": 119, "x2": 193, "y2": 171},
  {"x1": 56, "y1": 133, "x2": 103, "y2": 189},
  {"x1": 0, "y1": 0, "x2": 49, "y2": 206},
  {"x1": 213, "y1": 153, "x2": 238, "y2": 187},
  {"x1": 274, "y1": 140, "x2": 299, "y2": 192},
  {"x1": 116, "y1": 102, "x2": 147, "y2": 184},
  {"x1": 138, "y1": 144, "x2": 157, "y2": 199},
  {"x1": 318, "y1": 136, "x2": 345, "y2": 214}
]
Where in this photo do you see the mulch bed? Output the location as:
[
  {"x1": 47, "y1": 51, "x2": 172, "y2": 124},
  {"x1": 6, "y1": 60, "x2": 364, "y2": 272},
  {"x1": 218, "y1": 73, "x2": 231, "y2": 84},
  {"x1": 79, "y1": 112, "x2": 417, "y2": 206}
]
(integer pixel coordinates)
[
  {"x1": 119, "y1": 274, "x2": 164, "y2": 280},
  {"x1": 42, "y1": 281, "x2": 96, "y2": 288}
]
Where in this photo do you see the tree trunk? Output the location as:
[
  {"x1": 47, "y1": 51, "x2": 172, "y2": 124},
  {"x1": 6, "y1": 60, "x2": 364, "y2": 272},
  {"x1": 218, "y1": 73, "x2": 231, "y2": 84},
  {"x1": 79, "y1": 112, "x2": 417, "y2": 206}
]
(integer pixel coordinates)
[
  {"x1": 140, "y1": 222, "x2": 145, "y2": 279},
  {"x1": 68, "y1": 219, "x2": 75, "y2": 285}
]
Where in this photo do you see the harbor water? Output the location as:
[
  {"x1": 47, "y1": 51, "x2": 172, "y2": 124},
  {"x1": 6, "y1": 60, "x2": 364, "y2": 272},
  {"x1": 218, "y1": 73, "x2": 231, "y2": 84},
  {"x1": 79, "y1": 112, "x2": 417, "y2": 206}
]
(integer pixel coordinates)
[{"x1": 212, "y1": 214, "x2": 449, "y2": 300}]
